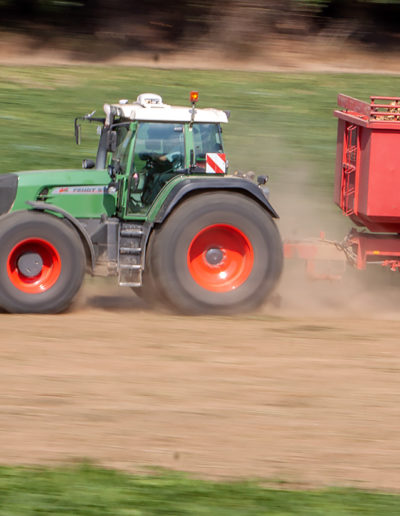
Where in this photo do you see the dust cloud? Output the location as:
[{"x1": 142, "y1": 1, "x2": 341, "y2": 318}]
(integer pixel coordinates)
[{"x1": 268, "y1": 163, "x2": 400, "y2": 320}]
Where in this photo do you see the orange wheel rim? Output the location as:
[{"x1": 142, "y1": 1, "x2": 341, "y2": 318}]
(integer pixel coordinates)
[
  {"x1": 187, "y1": 224, "x2": 254, "y2": 292},
  {"x1": 7, "y1": 238, "x2": 62, "y2": 294}
]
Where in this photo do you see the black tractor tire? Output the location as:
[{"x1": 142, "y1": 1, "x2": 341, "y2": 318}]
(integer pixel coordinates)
[
  {"x1": 0, "y1": 211, "x2": 86, "y2": 313},
  {"x1": 149, "y1": 192, "x2": 283, "y2": 315}
]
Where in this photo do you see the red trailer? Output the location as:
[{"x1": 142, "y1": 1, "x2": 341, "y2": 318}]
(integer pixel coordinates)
[{"x1": 284, "y1": 94, "x2": 400, "y2": 276}]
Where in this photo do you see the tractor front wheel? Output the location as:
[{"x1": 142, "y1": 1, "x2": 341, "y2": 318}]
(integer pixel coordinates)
[
  {"x1": 0, "y1": 211, "x2": 85, "y2": 313},
  {"x1": 150, "y1": 192, "x2": 283, "y2": 314}
]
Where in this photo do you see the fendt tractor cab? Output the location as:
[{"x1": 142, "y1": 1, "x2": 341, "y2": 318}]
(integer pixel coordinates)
[
  {"x1": 77, "y1": 92, "x2": 229, "y2": 212},
  {"x1": 0, "y1": 92, "x2": 283, "y2": 314}
]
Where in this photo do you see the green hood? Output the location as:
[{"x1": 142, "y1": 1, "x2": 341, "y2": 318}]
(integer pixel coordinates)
[{"x1": 10, "y1": 168, "x2": 115, "y2": 218}]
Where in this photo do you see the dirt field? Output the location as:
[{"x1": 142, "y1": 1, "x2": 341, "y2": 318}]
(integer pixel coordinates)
[
  {"x1": 2, "y1": 30, "x2": 400, "y2": 495},
  {"x1": 1, "y1": 271, "x2": 400, "y2": 492}
]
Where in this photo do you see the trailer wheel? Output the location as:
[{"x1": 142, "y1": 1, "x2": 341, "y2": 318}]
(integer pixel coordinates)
[
  {"x1": 150, "y1": 192, "x2": 283, "y2": 314},
  {"x1": 0, "y1": 211, "x2": 85, "y2": 313}
]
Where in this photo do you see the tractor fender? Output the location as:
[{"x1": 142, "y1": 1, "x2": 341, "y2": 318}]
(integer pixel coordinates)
[
  {"x1": 26, "y1": 201, "x2": 96, "y2": 271},
  {"x1": 153, "y1": 177, "x2": 279, "y2": 224}
]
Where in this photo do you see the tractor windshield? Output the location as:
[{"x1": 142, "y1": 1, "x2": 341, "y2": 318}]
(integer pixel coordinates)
[
  {"x1": 128, "y1": 122, "x2": 185, "y2": 212},
  {"x1": 111, "y1": 124, "x2": 134, "y2": 174},
  {"x1": 133, "y1": 122, "x2": 185, "y2": 172},
  {"x1": 193, "y1": 123, "x2": 224, "y2": 166}
]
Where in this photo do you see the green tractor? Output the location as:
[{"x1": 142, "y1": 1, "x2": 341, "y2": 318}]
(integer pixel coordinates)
[{"x1": 0, "y1": 92, "x2": 283, "y2": 314}]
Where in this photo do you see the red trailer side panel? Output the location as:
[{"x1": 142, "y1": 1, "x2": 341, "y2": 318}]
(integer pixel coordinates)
[
  {"x1": 367, "y1": 129, "x2": 400, "y2": 219},
  {"x1": 334, "y1": 95, "x2": 400, "y2": 233}
]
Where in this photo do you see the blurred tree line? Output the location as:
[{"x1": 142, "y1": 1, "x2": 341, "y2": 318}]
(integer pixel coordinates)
[{"x1": 1, "y1": 0, "x2": 400, "y2": 57}]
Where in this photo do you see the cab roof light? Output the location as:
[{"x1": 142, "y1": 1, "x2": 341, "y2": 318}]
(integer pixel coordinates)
[
  {"x1": 190, "y1": 91, "x2": 199, "y2": 104},
  {"x1": 136, "y1": 93, "x2": 163, "y2": 108}
]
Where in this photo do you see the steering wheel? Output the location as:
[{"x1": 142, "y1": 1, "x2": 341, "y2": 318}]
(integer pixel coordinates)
[{"x1": 138, "y1": 152, "x2": 163, "y2": 171}]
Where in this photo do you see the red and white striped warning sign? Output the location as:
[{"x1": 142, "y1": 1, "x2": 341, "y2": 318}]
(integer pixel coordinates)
[{"x1": 206, "y1": 153, "x2": 226, "y2": 174}]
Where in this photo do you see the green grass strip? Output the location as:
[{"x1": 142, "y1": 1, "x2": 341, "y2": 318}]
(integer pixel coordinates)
[{"x1": 0, "y1": 464, "x2": 399, "y2": 515}]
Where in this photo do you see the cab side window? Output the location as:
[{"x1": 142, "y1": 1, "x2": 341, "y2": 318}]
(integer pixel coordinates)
[{"x1": 193, "y1": 123, "x2": 223, "y2": 167}]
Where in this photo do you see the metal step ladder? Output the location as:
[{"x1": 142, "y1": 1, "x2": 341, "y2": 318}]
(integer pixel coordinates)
[
  {"x1": 118, "y1": 223, "x2": 145, "y2": 287},
  {"x1": 342, "y1": 162, "x2": 356, "y2": 215},
  {"x1": 341, "y1": 124, "x2": 358, "y2": 216}
]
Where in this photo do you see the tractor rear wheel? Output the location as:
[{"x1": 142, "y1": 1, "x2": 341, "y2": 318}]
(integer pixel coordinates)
[
  {"x1": 150, "y1": 192, "x2": 283, "y2": 314},
  {"x1": 0, "y1": 211, "x2": 85, "y2": 313}
]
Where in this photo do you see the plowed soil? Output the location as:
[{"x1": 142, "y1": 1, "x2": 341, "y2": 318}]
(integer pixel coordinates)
[{"x1": 1, "y1": 271, "x2": 400, "y2": 491}]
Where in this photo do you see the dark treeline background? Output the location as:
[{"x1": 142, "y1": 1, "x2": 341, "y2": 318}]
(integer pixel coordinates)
[{"x1": 1, "y1": 0, "x2": 400, "y2": 59}]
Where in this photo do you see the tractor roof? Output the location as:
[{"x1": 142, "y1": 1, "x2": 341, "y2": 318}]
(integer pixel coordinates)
[{"x1": 103, "y1": 93, "x2": 229, "y2": 125}]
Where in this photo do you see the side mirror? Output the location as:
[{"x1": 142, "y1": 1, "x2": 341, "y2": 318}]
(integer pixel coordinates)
[
  {"x1": 82, "y1": 159, "x2": 95, "y2": 169},
  {"x1": 107, "y1": 130, "x2": 117, "y2": 153}
]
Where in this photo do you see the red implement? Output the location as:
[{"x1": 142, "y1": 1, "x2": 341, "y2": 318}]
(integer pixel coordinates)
[
  {"x1": 284, "y1": 234, "x2": 346, "y2": 280},
  {"x1": 284, "y1": 94, "x2": 400, "y2": 279},
  {"x1": 334, "y1": 95, "x2": 400, "y2": 233}
]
